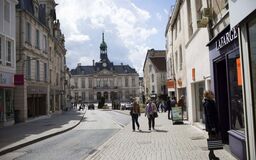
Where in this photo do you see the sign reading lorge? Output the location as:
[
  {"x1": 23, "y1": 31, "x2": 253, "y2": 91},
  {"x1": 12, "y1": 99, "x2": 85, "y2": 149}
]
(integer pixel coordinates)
[{"x1": 216, "y1": 27, "x2": 238, "y2": 51}]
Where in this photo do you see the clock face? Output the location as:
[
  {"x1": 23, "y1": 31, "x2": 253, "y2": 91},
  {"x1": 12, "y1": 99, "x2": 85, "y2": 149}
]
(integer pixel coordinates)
[{"x1": 103, "y1": 63, "x2": 107, "y2": 67}]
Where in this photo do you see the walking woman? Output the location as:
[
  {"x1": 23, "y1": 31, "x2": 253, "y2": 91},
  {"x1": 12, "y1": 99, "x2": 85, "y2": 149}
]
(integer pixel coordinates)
[
  {"x1": 130, "y1": 99, "x2": 141, "y2": 131},
  {"x1": 203, "y1": 90, "x2": 220, "y2": 160},
  {"x1": 145, "y1": 99, "x2": 157, "y2": 131}
]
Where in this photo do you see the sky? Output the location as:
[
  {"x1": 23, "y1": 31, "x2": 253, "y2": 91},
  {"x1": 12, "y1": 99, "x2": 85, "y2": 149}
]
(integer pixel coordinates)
[{"x1": 55, "y1": 0, "x2": 176, "y2": 76}]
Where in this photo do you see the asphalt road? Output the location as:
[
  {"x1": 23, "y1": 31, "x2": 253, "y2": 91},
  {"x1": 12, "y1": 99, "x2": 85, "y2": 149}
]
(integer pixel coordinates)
[{"x1": 0, "y1": 110, "x2": 131, "y2": 160}]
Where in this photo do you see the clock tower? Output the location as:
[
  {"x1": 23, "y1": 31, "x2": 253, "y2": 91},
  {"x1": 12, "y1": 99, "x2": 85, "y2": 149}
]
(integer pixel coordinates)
[{"x1": 100, "y1": 32, "x2": 109, "y2": 62}]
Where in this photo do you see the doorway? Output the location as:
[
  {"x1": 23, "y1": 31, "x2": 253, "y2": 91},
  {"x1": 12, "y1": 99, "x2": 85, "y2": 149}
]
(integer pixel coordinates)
[{"x1": 214, "y1": 58, "x2": 230, "y2": 144}]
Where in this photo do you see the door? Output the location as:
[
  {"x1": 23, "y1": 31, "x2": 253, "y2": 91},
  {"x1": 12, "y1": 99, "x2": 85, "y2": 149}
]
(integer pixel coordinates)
[{"x1": 214, "y1": 58, "x2": 230, "y2": 144}]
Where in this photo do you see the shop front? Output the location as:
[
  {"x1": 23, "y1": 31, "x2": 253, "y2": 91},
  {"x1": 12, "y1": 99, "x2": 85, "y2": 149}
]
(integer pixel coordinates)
[
  {"x1": 229, "y1": 1, "x2": 256, "y2": 159},
  {"x1": 27, "y1": 86, "x2": 47, "y2": 118},
  {"x1": 208, "y1": 26, "x2": 246, "y2": 159},
  {"x1": 0, "y1": 72, "x2": 15, "y2": 126}
]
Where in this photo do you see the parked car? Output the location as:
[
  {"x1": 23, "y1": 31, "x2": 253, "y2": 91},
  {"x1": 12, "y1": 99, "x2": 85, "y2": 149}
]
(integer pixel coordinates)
[
  {"x1": 88, "y1": 104, "x2": 95, "y2": 110},
  {"x1": 121, "y1": 103, "x2": 132, "y2": 110}
]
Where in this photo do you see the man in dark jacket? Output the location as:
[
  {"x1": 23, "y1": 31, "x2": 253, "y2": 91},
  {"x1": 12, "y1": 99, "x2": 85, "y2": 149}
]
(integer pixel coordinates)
[{"x1": 166, "y1": 97, "x2": 172, "y2": 120}]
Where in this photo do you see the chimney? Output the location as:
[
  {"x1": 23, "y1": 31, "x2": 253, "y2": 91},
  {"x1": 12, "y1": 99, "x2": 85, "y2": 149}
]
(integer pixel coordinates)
[
  {"x1": 93, "y1": 60, "x2": 95, "y2": 66},
  {"x1": 77, "y1": 63, "x2": 81, "y2": 67},
  {"x1": 121, "y1": 63, "x2": 123, "y2": 66}
]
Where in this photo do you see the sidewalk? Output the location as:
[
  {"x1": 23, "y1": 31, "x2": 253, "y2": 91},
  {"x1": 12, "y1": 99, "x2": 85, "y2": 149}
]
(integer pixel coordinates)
[
  {"x1": 0, "y1": 110, "x2": 85, "y2": 155},
  {"x1": 86, "y1": 111, "x2": 238, "y2": 160}
]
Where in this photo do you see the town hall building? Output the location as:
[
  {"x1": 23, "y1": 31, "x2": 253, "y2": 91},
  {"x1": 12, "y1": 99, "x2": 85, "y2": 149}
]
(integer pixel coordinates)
[{"x1": 70, "y1": 33, "x2": 139, "y2": 105}]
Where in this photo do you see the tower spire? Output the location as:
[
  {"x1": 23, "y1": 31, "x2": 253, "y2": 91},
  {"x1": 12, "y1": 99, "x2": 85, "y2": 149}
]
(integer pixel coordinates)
[{"x1": 102, "y1": 32, "x2": 104, "y2": 42}]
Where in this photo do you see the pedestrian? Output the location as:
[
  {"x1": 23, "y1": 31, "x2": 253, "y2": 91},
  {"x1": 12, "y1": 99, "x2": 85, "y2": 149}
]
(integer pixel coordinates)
[
  {"x1": 166, "y1": 97, "x2": 172, "y2": 120},
  {"x1": 203, "y1": 90, "x2": 220, "y2": 160},
  {"x1": 145, "y1": 99, "x2": 157, "y2": 131},
  {"x1": 130, "y1": 98, "x2": 141, "y2": 132}
]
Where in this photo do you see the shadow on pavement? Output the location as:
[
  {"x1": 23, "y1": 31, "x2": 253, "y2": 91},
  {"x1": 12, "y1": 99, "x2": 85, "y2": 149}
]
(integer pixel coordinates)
[
  {"x1": 155, "y1": 129, "x2": 168, "y2": 133},
  {"x1": 137, "y1": 130, "x2": 151, "y2": 133},
  {"x1": 0, "y1": 110, "x2": 84, "y2": 150}
]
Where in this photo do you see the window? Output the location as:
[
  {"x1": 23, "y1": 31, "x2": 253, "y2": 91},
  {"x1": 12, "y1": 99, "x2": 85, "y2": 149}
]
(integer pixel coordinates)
[
  {"x1": 74, "y1": 78, "x2": 78, "y2": 88},
  {"x1": 26, "y1": 56, "x2": 31, "y2": 79},
  {"x1": 149, "y1": 64, "x2": 152, "y2": 72},
  {"x1": 6, "y1": 40, "x2": 12, "y2": 66},
  {"x1": 36, "y1": 60, "x2": 40, "y2": 81},
  {"x1": 0, "y1": 37, "x2": 2, "y2": 64},
  {"x1": 26, "y1": 23, "x2": 31, "y2": 44},
  {"x1": 89, "y1": 79, "x2": 92, "y2": 88},
  {"x1": 43, "y1": 35, "x2": 47, "y2": 52},
  {"x1": 175, "y1": 51, "x2": 178, "y2": 71},
  {"x1": 36, "y1": 29, "x2": 40, "y2": 49},
  {"x1": 248, "y1": 18, "x2": 256, "y2": 132},
  {"x1": 44, "y1": 63, "x2": 47, "y2": 82},
  {"x1": 118, "y1": 78, "x2": 122, "y2": 86},
  {"x1": 152, "y1": 85, "x2": 155, "y2": 93},
  {"x1": 187, "y1": 0, "x2": 193, "y2": 38},
  {"x1": 132, "y1": 77, "x2": 135, "y2": 87},
  {"x1": 4, "y1": 1, "x2": 10, "y2": 22},
  {"x1": 34, "y1": 6, "x2": 38, "y2": 18},
  {"x1": 179, "y1": 46, "x2": 183, "y2": 70},
  {"x1": 82, "y1": 78, "x2": 85, "y2": 88},
  {"x1": 125, "y1": 77, "x2": 128, "y2": 87},
  {"x1": 228, "y1": 51, "x2": 244, "y2": 131},
  {"x1": 82, "y1": 92, "x2": 85, "y2": 101},
  {"x1": 151, "y1": 74, "x2": 154, "y2": 83},
  {"x1": 56, "y1": 73, "x2": 59, "y2": 85},
  {"x1": 175, "y1": 22, "x2": 177, "y2": 39}
]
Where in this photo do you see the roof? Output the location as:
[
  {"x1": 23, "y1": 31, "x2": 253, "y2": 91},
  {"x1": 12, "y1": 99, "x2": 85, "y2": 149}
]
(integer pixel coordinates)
[
  {"x1": 143, "y1": 49, "x2": 166, "y2": 72},
  {"x1": 71, "y1": 65, "x2": 138, "y2": 75},
  {"x1": 150, "y1": 57, "x2": 166, "y2": 72}
]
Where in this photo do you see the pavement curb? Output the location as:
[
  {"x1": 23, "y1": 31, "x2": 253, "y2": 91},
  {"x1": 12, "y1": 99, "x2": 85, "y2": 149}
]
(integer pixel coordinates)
[{"x1": 0, "y1": 111, "x2": 86, "y2": 156}]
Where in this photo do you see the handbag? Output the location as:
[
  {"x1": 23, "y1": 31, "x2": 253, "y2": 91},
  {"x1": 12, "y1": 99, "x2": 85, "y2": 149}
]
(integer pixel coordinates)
[
  {"x1": 153, "y1": 112, "x2": 158, "y2": 118},
  {"x1": 207, "y1": 138, "x2": 223, "y2": 150}
]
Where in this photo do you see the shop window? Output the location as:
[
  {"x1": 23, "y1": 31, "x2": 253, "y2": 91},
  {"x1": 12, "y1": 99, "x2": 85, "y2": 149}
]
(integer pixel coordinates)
[
  {"x1": 248, "y1": 18, "x2": 256, "y2": 131},
  {"x1": 228, "y1": 51, "x2": 244, "y2": 132},
  {"x1": 5, "y1": 89, "x2": 14, "y2": 120},
  {"x1": 0, "y1": 90, "x2": 4, "y2": 122}
]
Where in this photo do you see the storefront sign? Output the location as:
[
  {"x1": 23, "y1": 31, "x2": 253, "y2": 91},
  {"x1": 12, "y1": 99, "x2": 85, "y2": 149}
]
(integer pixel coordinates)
[
  {"x1": 192, "y1": 68, "x2": 195, "y2": 81},
  {"x1": 0, "y1": 72, "x2": 14, "y2": 87},
  {"x1": 229, "y1": 0, "x2": 256, "y2": 28},
  {"x1": 236, "y1": 58, "x2": 243, "y2": 86},
  {"x1": 14, "y1": 74, "x2": 24, "y2": 85},
  {"x1": 166, "y1": 80, "x2": 175, "y2": 89},
  {"x1": 216, "y1": 27, "x2": 238, "y2": 50},
  {"x1": 172, "y1": 107, "x2": 183, "y2": 122},
  {"x1": 27, "y1": 86, "x2": 47, "y2": 94}
]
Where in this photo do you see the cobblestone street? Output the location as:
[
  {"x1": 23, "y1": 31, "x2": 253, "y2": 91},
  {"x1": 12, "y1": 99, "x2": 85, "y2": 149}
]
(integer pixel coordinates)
[{"x1": 86, "y1": 111, "x2": 238, "y2": 160}]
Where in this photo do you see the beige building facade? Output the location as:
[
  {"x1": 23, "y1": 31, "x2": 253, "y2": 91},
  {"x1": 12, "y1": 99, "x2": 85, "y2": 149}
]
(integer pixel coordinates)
[
  {"x1": 143, "y1": 49, "x2": 167, "y2": 100},
  {"x1": 14, "y1": 0, "x2": 66, "y2": 122},
  {"x1": 0, "y1": 0, "x2": 18, "y2": 126}
]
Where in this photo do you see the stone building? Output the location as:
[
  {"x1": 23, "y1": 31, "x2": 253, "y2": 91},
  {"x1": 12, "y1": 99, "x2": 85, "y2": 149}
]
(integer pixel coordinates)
[
  {"x1": 143, "y1": 49, "x2": 167, "y2": 100},
  {"x1": 0, "y1": 0, "x2": 18, "y2": 126},
  {"x1": 70, "y1": 33, "x2": 139, "y2": 105},
  {"x1": 15, "y1": 0, "x2": 66, "y2": 122}
]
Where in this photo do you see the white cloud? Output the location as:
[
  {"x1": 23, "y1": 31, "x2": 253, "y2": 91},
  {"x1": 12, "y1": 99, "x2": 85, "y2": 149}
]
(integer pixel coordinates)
[
  {"x1": 66, "y1": 34, "x2": 90, "y2": 42},
  {"x1": 55, "y1": 0, "x2": 158, "y2": 75}
]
